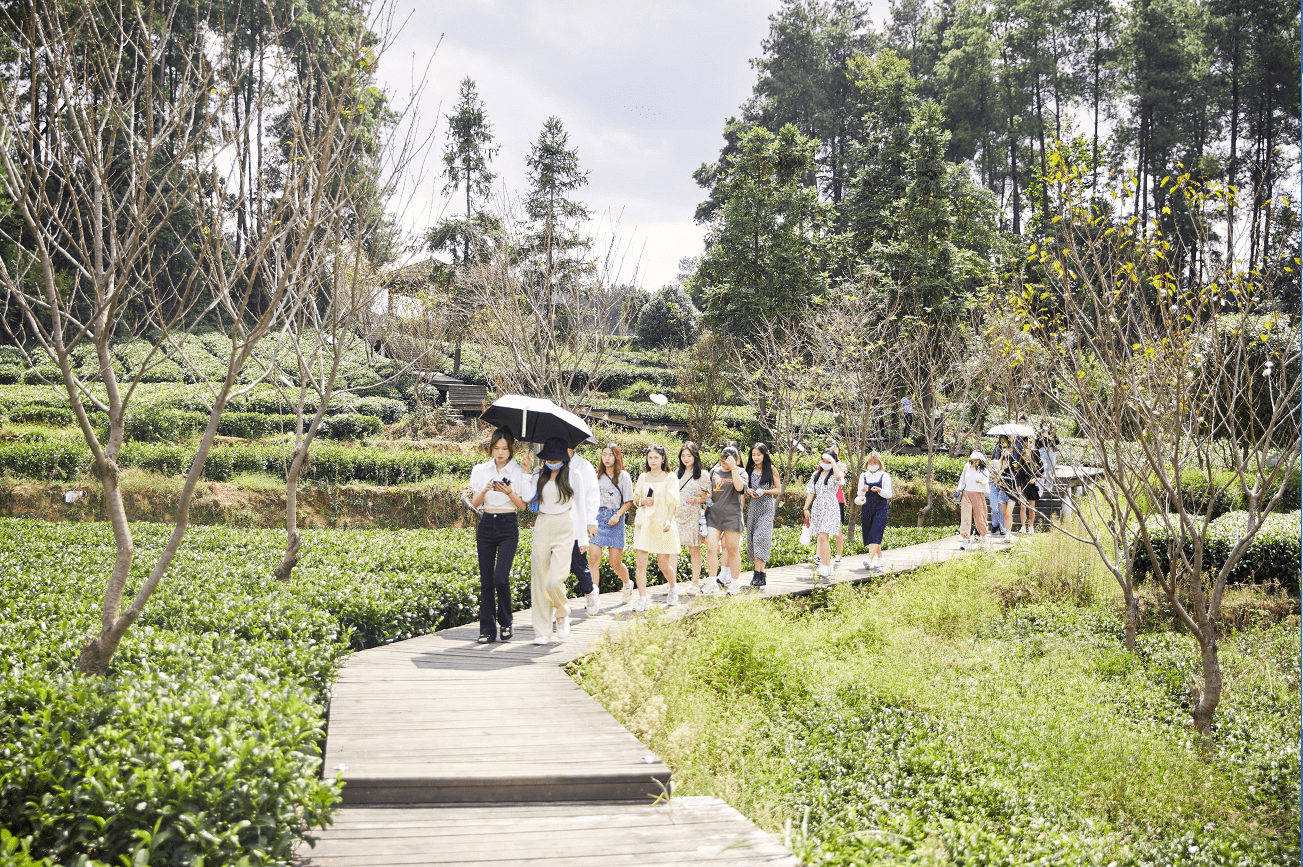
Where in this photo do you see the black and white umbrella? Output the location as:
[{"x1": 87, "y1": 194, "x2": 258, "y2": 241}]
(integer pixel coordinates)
[{"x1": 479, "y1": 394, "x2": 595, "y2": 448}]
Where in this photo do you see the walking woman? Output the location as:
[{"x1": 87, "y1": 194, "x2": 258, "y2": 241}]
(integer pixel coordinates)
[
  {"x1": 675, "y1": 442, "x2": 711, "y2": 594},
  {"x1": 803, "y1": 450, "x2": 844, "y2": 581},
  {"x1": 987, "y1": 452, "x2": 1009, "y2": 537},
  {"x1": 855, "y1": 451, "x2": 892, "y2": 571},
  {"x1": 528, "y1": 437, "x2": 578, "y2": 646},
  {"x1": 745, "y1": 442, "x2": 780, "y2": 588},
  {"x1": 993, "y1": 434, "x2": 1017, "y2": 536},
  {"x1": 631, "y1": 445, "x2": 680, "y2": 611},
  {"x1": 955, "y1": 450, "x2": 990, "y2": 550},
  {"x1": 705, "y1": 445, "x2": 747, "y2": 595},
  {"x1": 589, "y1": 443, "x2": 633, "y2": 603},
  {"x1": 1015, "y1": 442, "x2": 1042, "y2": 533},
  {"x1": 1036, "y1": 419, "x2": 1059, "y2": 498},
  {"x1": 469, "y1": 428, "x2": 529, "y2": 644}
]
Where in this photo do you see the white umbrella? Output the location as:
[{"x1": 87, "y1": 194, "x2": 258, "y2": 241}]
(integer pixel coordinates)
[{"x1": 987, "y1": 423, "x2": 1035, "y2": 437}]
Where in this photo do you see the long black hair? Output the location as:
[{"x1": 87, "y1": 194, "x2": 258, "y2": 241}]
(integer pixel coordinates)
[
  {"x1": 644, "y1": 444, "x2": 669, "y2": 473},
  {"x1": 745, "y1": 442, "x2": 773, "y2": 487},
  {"x1": 677, "y1": 441, "x2": 702, "y2": 480},
  {"x1": 811, "y1": 449, "x2": 838, "y2": 487},
  {"x1": 535, "y1": 460, "x2": 574, "y2": 503}
]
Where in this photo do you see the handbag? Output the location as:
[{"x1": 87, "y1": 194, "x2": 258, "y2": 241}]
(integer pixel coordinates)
[{"x1": 799, "y1": 517, "x2": 812, "y2": 548}]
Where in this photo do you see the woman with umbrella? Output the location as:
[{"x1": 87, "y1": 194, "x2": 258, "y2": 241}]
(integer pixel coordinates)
[{"x1": 527, "y1": 437, "x2": 581, "y2": 645}]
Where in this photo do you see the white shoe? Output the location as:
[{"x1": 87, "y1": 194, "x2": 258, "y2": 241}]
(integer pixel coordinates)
[
  {"x1": 533, "y1": 634, "x2": 551, "y2": 646},
  {"x1": 959, "y1": 540, "x2": 968, "y2": 550},
  {"x1": 621, "y1": 582, "x2": 633, "y2": 604},
  {"x1": 719, "y1": 567, "x2": 731, "y2": 585},
  {"x1": 1023, "y1": 526, "x2": 1034, "y2": 535},
  {"x1": 585, "y1": 594, "x2": 601, "y2": 615},
  {"x1": 726, "y1": 577, "x2": 741, "y2": 595},
  {"x1": 700, "y1": 577, "x2": 717, "y2": 595},
  {"x1": 874, "y1": 556, "x2": 884, "y2": 570},
  {"x1": 833, "y1": 556, "x2": 842, "y2": 569},
  {"x1": 667, "y1": 587, "x2": 680, "y2": 606},
  {"x1": 556, "y1": 616, "x2": 571, "y2": 638},
  {"x1": 817, "y1": 564, "x2": 832, "y2": 580},
  {"x1": 635, "y1": 595, "x2": 652, "y2": 612}
]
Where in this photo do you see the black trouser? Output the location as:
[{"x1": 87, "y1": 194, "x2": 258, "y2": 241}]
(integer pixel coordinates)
[
  {"x1": 476, "y1": 512, "x2": 517, "y2": 637},
  {"x1": 571, "y1": 540, "x2": 594, "y2": 596},
  {"x1": 903, "y1": 413, "x2": 913, "y2": 440}
]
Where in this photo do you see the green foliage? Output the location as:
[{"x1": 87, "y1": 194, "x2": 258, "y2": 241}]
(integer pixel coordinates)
[
  {"x1": 319, "y1": 413, "x2": 381, "y2": 441},
  {"x1": 218, "y1": 412, "x2": 296, "y2": 439},
  {"x1": 635, "y1": 286, "x2": 698, "y2": 350},
  {"x1": 123, "y1": 405, "x2": 200, "y2": 443},
  {"x1": 579, "y1": 555, "x2": 1300, "y2": 866},
  {"x1": 1132, "y1": 510, "x2": 1302, "y2": 594},
  {"x1": 693, "y1": 124, "x2": 832, "y2": 338}
]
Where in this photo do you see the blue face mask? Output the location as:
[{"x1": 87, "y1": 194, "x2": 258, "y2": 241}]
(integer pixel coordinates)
[{"x1": 544, "y1": 461, "x2": 564, "y2": 471}]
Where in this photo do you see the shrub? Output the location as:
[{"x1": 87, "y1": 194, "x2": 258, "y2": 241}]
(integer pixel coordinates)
[
  {"x1": 320, "y1": 414, "x2": 381, "y2": 441},
  {"x1": 6, "y1": 403, "x2": 74, "y2": 426},
  {"x1": 1132, "y1": 510, "x2": 1301, "y2": 594},
  {"x1": 124, "y1": 405, "x2": 199, "y2": 443},
  {"x1": 218, "y1": 412, "x2": 295, "y2": 439},
  {"x1": 635, "y1": 286, "x2": 698, "y2": 350},
  {"x1": 0, "y1": 441, "x2": 91, "y2": 480}
]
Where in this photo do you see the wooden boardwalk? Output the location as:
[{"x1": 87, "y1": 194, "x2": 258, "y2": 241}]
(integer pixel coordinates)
[{"x1": 298, "y1": 531, "x2": 996, "y2": 865}]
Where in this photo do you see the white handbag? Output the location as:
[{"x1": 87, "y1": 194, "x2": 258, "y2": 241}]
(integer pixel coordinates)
[{"x1": 799, "y1": 518, "x2": 813, "y2": 548}]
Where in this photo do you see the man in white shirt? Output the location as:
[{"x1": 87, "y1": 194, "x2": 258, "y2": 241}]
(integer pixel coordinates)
[{"x1": 567, "y1": 445, "x2": 602, "y2": 614}]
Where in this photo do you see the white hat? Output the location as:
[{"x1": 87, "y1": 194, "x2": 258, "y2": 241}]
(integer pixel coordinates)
[{"x1": 969, "y1": 450, "x2": 987, "y2": 463}]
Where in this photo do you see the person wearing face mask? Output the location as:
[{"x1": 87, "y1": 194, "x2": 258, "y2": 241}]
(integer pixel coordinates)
[
  {"x1": 803, "y1": 450, "x2": 845, "y2": 581},
  {"x1": 955, "y1": 450, "x2": 990, "y2": 550},
  {"x1": 526, "y1": 438, "x2": 578, "y2": 646},
  {"x1": 704, "y1": 444, "x2": 747, "y2": 595},
  {"x1": 986, "y1": 452, "x2": 1009, "y2": 538},
  {"x1": 468, "y1": 428, "x2": 529, "y2": 644},
  {"x1": 855, "y1": 451, "x2": 892, "y2": 571}
]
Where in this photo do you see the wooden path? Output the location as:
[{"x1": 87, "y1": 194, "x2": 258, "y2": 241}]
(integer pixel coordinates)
[{"x1": 297, "y1": 531, "x2": 1001, "y2": 865}]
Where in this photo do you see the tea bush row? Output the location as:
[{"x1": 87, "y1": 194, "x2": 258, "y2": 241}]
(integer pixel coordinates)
[{"x1": 1131, "y1": 510, "x2": 1301, "y2": 593}]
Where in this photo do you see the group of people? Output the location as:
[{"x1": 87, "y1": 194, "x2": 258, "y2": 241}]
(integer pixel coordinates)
[
  {"x1": 954, "y1": 415, "x2": 1061, "y2": 549},
  {"x1": 465, "y1": 431, "x2": 900, "y2": 646},
  {"x1": 465, "y1": 414, "x2": 1059, "y2": 645}
]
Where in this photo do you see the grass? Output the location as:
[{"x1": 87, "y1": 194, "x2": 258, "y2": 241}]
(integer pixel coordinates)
[{"x1": 572, "y1": 530, "x2": 1300, "y2": 866}]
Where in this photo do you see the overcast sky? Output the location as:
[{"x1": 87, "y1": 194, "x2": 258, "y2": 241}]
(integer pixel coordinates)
[{"x1": 375, "y1": 0, "x2": 886, "y2": 292}]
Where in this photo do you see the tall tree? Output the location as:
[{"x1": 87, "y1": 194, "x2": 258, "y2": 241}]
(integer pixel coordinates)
[
  {"x1": 524, "y1": 116, "x2": 592, "y2": 373},
  {"x1": 692, "y1": 124, "x2": 832, "y2": 338},
  {"x1": 747, "y1": 0, "x2": 879, "y2": 212},
  {"x1": 429, "y1": 77, "x2": 499, "y2": 374}
]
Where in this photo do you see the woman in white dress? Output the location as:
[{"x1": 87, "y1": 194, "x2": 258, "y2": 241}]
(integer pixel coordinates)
[{"x1": 802, "y1": 450, "x2": 844, "y2": 581}]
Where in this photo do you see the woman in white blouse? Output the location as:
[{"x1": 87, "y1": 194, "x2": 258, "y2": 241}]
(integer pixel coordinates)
[
  {"x1": 469, "y1": 429, "x2": 529, "y2": 644},
  {"x1": 954, "y1": 450, "x2": 990, "y2": 550},
  {"x1": 855, "y1": 451, "x2": 893, "y2": 571},
  {"x1": 528, "y1": 437, "x2": 579, "y2": 646}
]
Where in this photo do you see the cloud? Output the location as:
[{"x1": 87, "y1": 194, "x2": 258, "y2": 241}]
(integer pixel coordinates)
[{"x1": 373, "y1": 0, "x2": 784, "y2": 289}]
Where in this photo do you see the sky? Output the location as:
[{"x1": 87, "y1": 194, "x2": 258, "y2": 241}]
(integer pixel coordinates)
[{"x1": 373, "y1": 0, "x2": 881, "y2": 292}]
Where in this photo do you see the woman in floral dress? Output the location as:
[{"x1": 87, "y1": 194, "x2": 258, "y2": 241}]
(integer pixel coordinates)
[{"x1": 675, "y1": 442, "x2": 711, "y2": 594}]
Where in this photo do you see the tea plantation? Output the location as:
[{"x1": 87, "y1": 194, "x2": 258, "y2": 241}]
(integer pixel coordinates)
[{"x1": 0, "y1": 517, "x2": 948, "y2": 865}]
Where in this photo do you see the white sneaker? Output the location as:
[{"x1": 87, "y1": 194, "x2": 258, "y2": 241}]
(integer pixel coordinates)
[
  {"x1": 874, "y1": 556, "x2": 884, "y2": 570},
  {"x1": 726, "y1": 577, "x2": 741, "y2": 595},
  {"x1": 585, "y1": 594, "x2": 601, "y2": 615},
  {"x1": 959, "y1": 540, "x2": 968, "y2": 551},
  {"x1": 621, "y1": 582, "x2": 633, "y2": 604},
  {"x1": 556, "y1": 616, "x2": 571, "y2": 638},
  {"x1": 533, "y1": 634, "x2": 551, "y2": 646},
  {"x1": 635, "y1": 594, "x2": 653, "y2": 612},
  {"x1": 700, "y1": 577, "x2": 717, "y2": 595},
  {"x1": 1023, "y1": 526, "x2": 1034, "y2": 535},
  {"x1": 719, "y1": 567, "x2": 731, "y2": 585},
  {"x1": 833, "y1": 557, "x2": 842, "y2": 569},
  {"x1": 667, "y1": 587, "x2": 680, "y2": 606}
]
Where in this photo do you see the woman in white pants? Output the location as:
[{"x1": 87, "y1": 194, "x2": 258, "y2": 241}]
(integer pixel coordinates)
[{"x1": 529, "y1": 437, "x2": 577, "y2": 646}]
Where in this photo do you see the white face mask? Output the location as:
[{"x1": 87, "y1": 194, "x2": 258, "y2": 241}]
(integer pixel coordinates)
[{"x1": 820, "y1": 461, "x2": 833, "y2": 471}]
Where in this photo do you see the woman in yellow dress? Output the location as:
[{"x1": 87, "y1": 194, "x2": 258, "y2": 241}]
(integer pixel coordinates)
[{"x1": 631, "y1": 445, "x2": 680, "y2": 612}]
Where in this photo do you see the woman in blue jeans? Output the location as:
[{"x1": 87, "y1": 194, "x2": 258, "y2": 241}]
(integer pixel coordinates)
[{"x1": 469, "y1": 429, "x2": 529, "y2": 643}]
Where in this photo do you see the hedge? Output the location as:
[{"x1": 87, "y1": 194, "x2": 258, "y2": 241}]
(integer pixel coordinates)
[
  {"x1": 1169, "y1": 469, "x2": 1302, "y2": 517},
  {"x1": 1132, "y1": 510, "x2": 1301, "y2": 594}
]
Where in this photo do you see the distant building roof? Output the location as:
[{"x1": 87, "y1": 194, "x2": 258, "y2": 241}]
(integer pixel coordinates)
[{"x1": 381, "y1": 259, "x2": 436, "y2": 295}]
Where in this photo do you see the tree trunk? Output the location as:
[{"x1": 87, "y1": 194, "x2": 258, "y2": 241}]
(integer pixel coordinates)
[
  {"x1": 1123, "y1": 584, "x2": 1138, "y2": 651},
  {"x1": 78, "y1": 456, "x2": 135, "y2": 675},
  {"x1": 274, "y1": 444, "x2": 306, "y2": 582},
  {"x1": 1190, "y1": 636, "x2": 1222, "y2": 742},
  {"x1": 453, "y1": 333, "x2": 463, "y2": 376}
]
